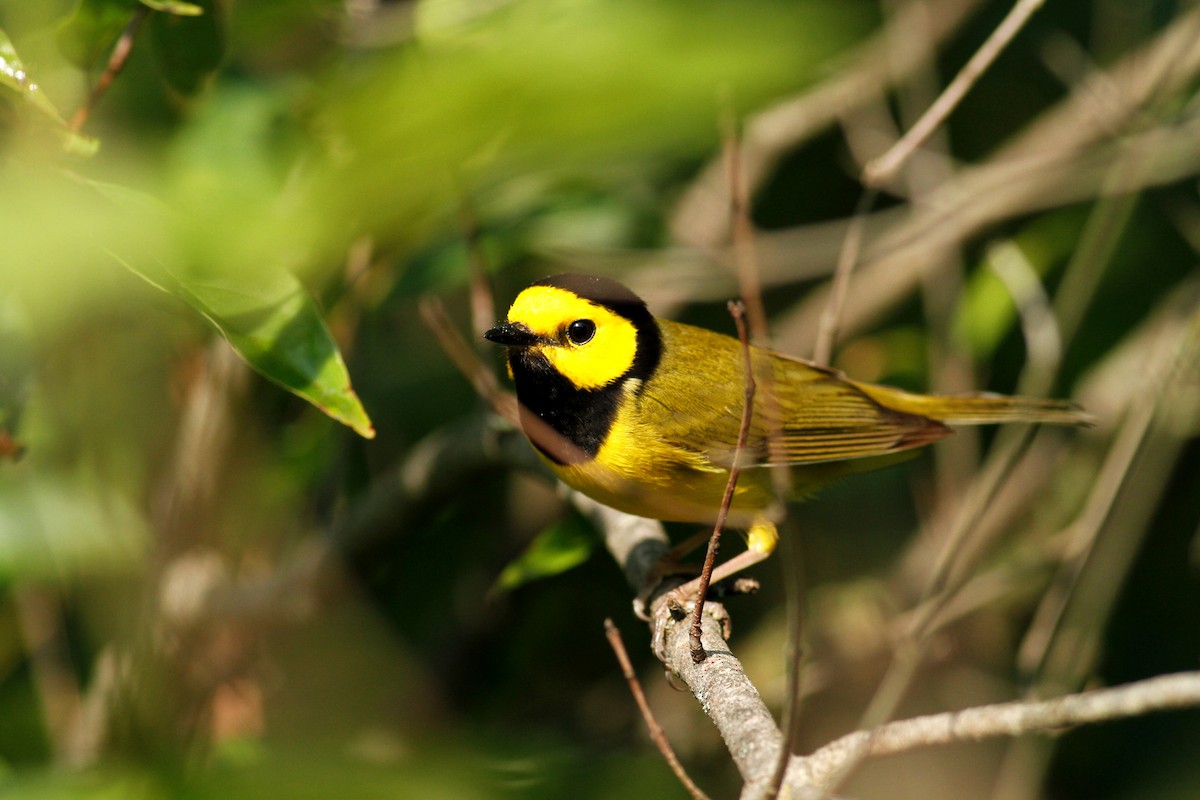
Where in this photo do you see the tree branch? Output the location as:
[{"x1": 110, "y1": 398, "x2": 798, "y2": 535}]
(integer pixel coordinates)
[
  {"x1": 864, "y1": 0, "x2": 1047, "y2": 187},
  {"x1": 606, "y1": 619, "x2": 713, "y2": 800},
  {"x1": 785, "y1": 672, "x2": 1200, "y2": 795},
  {"x1": 671, "y1": 0, "x2": 984, "y2": 249}
]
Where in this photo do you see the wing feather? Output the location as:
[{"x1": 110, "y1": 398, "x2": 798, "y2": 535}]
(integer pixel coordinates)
[{"x1": 639, "y1": 321, "x2": 950, "y2": 470}]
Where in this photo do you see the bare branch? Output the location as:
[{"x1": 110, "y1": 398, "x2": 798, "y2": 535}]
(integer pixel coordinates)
[
  {"x1": 688, "y1": 300, "x2": 756, "y2": 663},
  {"x1": 787, "y1": 671, "x2": 1200, "y2": 794},
  {"x1": 672, "y1": 0, "x2": 984, "y2": 249},
  {"x1": 70, "y1": 7, "x2": 150, "y2": 132},
  {"x1": 864, "y1": 0, "x2": 1047, "y2": 187},
  {"x1": 811, "y1": 188, "x2": 877, "y2": 365},
  {"x1": 774, "y1": 7, "x2": 1200, "y2": 352},
  {"x1": 605, "y1": 619, "x2": 713, "y2": 800},
  {"x1": 1018, "y1": 290, "x2": 1200, "y2": 685}
]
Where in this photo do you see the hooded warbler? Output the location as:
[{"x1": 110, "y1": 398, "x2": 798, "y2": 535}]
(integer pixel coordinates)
[{"x1": 485, "y1": 274, "x2": 1090, "y2": 571}]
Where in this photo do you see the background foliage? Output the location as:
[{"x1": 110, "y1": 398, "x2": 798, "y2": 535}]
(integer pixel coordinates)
[{"x1": 1, "y1": 0, "x2": 1198, "y2": 798}]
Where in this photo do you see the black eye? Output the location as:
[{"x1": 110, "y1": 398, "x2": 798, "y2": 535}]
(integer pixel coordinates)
[{"x1": 566, "y1": 319, "x2": 596, "y2": 345}]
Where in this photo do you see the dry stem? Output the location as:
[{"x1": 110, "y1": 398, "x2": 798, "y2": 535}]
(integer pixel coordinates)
[
  {"x1": 787, "y1": 671, "x2": 1200, "y2": 795},
  {"x1": 688, "y1": 299, "x2": 756, "y2": 663},
  {"x1": 864, "y1": 0, "x2": 1047, "y2": 187},
  {"x1": 605, "y1": 619, "x2": 712, "y2": 800},
  {"x1": 70, "y1": 7, "x2": 150, "y2": 132}
]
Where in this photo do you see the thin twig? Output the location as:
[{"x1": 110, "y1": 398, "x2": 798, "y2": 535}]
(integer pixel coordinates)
[
  {"x1": 792, "y1": 671, "x2": 1200, "y2": 792},
  {"x1": 70, "y1": 6, "x2": 151, "y2": 132},
  {"x1": 605, "y1": 619, "x2": 713, "y2": 800},
  {"x1": 689, "y1": 300, "x2": 756, "y2": 664},
  {"x1": 725, "y1": 125, "x2": 768, "y2": 344},
  {"x1": 459, "y1": 195, "x2": 497, "y2": 343},
  {"x1": 812, "y1": 188, "x2": 877, "y2": 365},
  {"x1": 864, "y1": 0, "x2": 1047, "y2": 187},
  {"x1": 725, "y1": 120, "x2": 804, "y2": 800},
  {"x1": 1018, "y1": 303, "x2": 1200, "y2": 682},
  {"x1": 671, "y1": 0, "x2": 983, "y2": 248},
  {"x1": 418, "y1": 296, "x2": 519, "y2": 426}
]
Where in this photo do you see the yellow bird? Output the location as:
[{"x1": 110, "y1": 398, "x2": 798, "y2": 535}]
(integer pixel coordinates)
[{"x1": 485, "y1": 274, "x2": 1090, "y2": 585}]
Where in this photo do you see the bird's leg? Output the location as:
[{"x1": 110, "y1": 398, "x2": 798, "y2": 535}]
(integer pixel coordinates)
[
  {"x1": 663, "y1": 518, "x2": 778, "y2": 607},
  {"x1": 634, "y1": 528, "x2": 718, "y2": 616},
  {"x1": 665, "y1": 528, "x2": 717, "y2": 561}
]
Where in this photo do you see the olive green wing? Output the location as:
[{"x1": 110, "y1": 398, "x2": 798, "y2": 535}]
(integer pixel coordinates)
[
  {"x1": 640, "y1": 321, "x2": 949, "y2": 468},
  {"x1": 756, "y1": 353, "x2": 951, "y2": 465}
]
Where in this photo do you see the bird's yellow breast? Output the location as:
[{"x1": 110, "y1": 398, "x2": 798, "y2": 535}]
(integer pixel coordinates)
[{"x1": 544, "y1": 378, "x2": 776, "y2": 526}]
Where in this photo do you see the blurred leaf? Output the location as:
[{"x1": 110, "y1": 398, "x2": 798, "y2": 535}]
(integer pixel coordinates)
[
  {"x1": 0, "y1": 27, "x2": 98, "y2": 156},
  {"x1": 0, "y1": 299, "x2": 33, "y2": 460},
  {"x1": 952, "y1": 209, "x2": 1087, "y2": 359},
  {"x1": 140, "y1": 0, "x2": 203, "y2": 15},
  {"x1": 0, "y1": 472, "x2": 148, "y2": 581},
  {"x1": 0, "y1": 766, "x2": 167, "y2": 800},
  {"x1": 493, "y1": 515, "x2": 596, "y2": 594},
  {"x1": 56, "y1": 0, "x2": 138, "y2": 68},
  {"x1": 319, "y1": 0, "x2": 865, "y2": 251},
  {"x1": 150, "y1": 0, "x2": 224, "y2": 94}
]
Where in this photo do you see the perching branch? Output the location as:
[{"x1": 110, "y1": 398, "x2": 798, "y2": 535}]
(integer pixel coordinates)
[{"x1": 575, "y1": 482, "x2": 1200, "y2": 799}]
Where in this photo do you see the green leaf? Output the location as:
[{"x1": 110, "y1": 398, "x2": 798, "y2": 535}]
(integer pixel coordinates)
[
  {"x1": 0, "y1": 27, "x2": 98, "y2": 156},
  {"x1": 0, "y1": 472, "x2": 149, "y2": 581},
  {"x1": 89, "y1": 180, "x2": 375, "y2": 439},
  {"x1": 492, "y1": 516, "x2": 596, "y2": 594},
  {"x1": 139, "y1": 0, "x2": 204, "y2": 15},
  {"x1": 319, "y1": 0, "x2": 866, "y2": 250},
  {"x1": 150, "y1": 0, "x2": 224, "y2": 94},
  {"x1": 160, "y1": 266, "x2": 377, "y2": 440}
]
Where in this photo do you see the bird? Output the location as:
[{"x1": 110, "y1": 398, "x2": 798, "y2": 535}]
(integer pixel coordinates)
[{"x1": 484, "y1": 273, "x2": 1091, "y2": 588}]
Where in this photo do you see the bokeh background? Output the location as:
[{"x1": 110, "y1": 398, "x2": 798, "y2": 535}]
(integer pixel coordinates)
[{"x1": 1, "y1": 1, "x2": 1198, "y2": 798}]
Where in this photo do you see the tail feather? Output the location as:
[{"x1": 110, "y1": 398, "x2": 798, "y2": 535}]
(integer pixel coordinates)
[{"x1": 855, "y1": 384, "x2": 1096, "y2": 428}]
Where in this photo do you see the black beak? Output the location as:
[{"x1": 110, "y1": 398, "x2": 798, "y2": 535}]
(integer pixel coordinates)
[{"x1": 484, "y1": 322, "x2": 543, "y2": 347}]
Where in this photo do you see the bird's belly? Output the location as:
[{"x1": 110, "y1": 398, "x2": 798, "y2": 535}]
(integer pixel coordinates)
[{"x1": 545, "y1": 428, "x2": 775, "y2": 527}]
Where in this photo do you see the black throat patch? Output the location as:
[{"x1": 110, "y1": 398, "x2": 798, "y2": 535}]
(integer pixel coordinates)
[{"x1": 508, "y1": 275, "x2": 663, "y2": 464}]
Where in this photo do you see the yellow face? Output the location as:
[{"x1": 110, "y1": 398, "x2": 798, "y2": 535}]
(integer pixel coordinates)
[{"x1": 504, "y1": 285, "x2": 639, "y2": 390}]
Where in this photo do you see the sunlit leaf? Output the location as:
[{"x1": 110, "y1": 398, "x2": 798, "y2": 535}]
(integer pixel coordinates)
[
  {"x1": 0, "y1": 27, "x2": 98, "y2": 156},
  {"x1": 492, "y1": 515, "x2": 596, "y2": 594},
  {"x1": 139, "y1": 0, "x2": 204, "y2": 15},
  {"x1": 157, "y1": 265, "x2": 377, "y2": 440},
  {"x1": 88, "y1": 180, "x2": 375, "y2": 439},
  {"x1": 0, "y1": 472, "x2": 148, "y2": 581}
]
